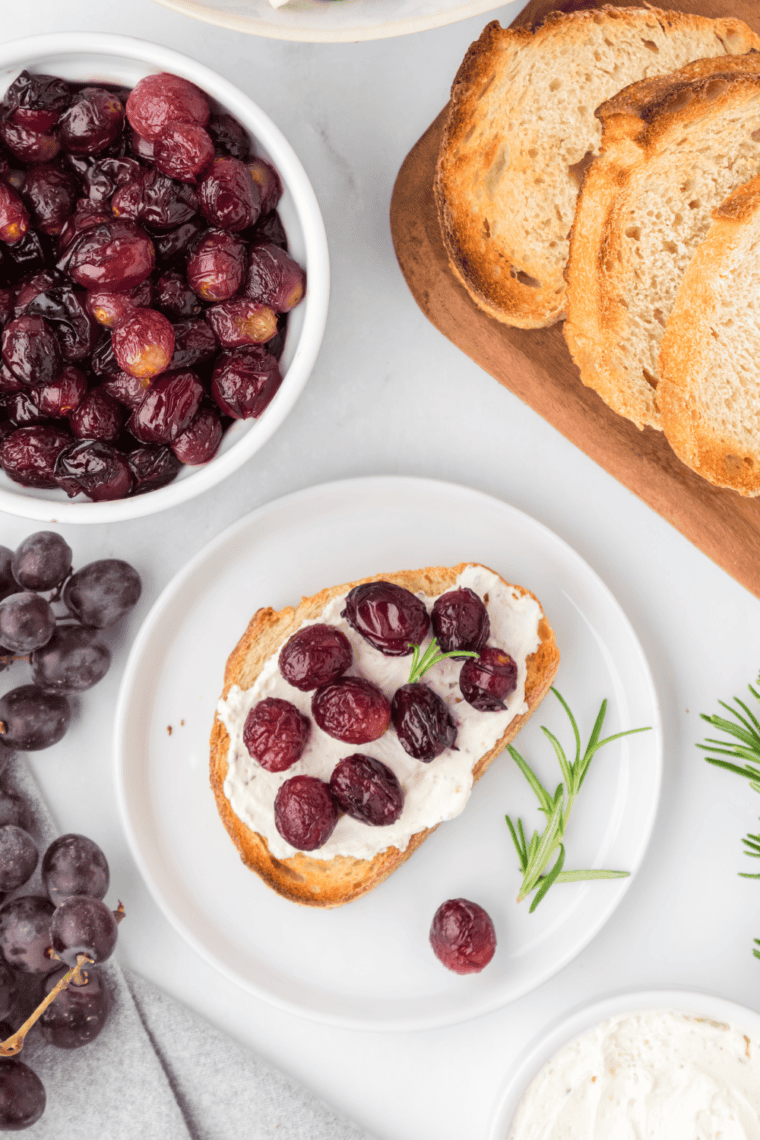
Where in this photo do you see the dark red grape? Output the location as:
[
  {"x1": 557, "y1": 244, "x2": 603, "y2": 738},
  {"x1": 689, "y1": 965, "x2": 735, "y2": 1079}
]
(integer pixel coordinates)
[
  {"x1": 51, "y1": 895, "x2": 118, "y2": 966},
  {"x1": 187, "y1": 229, "x2": 245, "y2": 301},
  {"x1": 31, "y1": 625, "x2": 111, "y2": 693},
  {"x1": 247, "y1": 158, "x2": 282, "y2": 216},
  {"x1": 113, "y1": 168, "x2": 199, "y2": 231},
  {"x1": 25, "y1": 286, "x2": 97, "y2": 363},
  {"x1": 41, "y1": 834, "x2": 110, "y2": 906},
  {"x1": 11, "y1": 531, "x2": 72, "y2": 592},
  {"x1": 329, "y1": 755, "x2": 404, "y2": 826},
  {"x1": 243, "y1": 698, "x2": 310, "y2": 772},
  {"x1": 170, "y1": 405, "x2": 222, "y2": 465},
  {"x1": 0, "y1": 825, "x2": 38, "y2": 892},
  {"x1": 41, "y1": 964, "x2": 110, "y2": 1048},
  {"x1": 169, "y1": 318, "x2": 217, "y2": 370},
  {"x1": 2, "y1": 388, "x2": 44, "y2": 428},
  {"x1": 429, "y1": 898, "x2": 496, "y2": 974},
  {"x1": 0, "y1": 365, "x2": 22, "y2": 396},
  {"x1": 127, "y1": 443, "x2": 181, "y2": 493},
  {"x1": 0, "y1": 1059, "x2": 46, "y2": 1129},
  {"x1": 0, "y1": 592, "x2": 55, "y2": 653},
  {"x1": 63, "y1": 218, "x2": 155, "y2": 292},
  {"x1": 3, "y1": 71, "x2": 72, "y2": 127},
  {"x1": 69, "y1": 388, "x2": 124, "y2": 442},
  {"x1": 431, "y1": 588, "x2": 490, "y2": 655},
  {"x1": 342, "y1": 582, "x2": 430, "y2": 657},
  {"x1": 207, "y1": 113, "x2": 248, "y2": 160},
  {"x1": 0, "y1": 118, "x2": 60, "y2": 165},
  {"x1": 101, "y1": 370, "x2": 151, "y2": 410},
  {"x1": 58, "y1": 87, "x2": 124, "y2": 155},
  {"x1": 112, "y1": 308, "x2": 175, "y2": 379},
  {"x1": 55, "y1": 440, "x2": 134, "y2": 501},
  {"x1": 278, "y1": 624, "x2": 352, "y2": 691},
  {"x1": 62, "y1": 559, "x2": 141, "y2": 628},
  {"x1": 252, "y1": 209, "x2": 288, "y2": 249},
  {"x1": 154, "y1": 122, "x2": 214, "y2": 184},
  {"x1": 89, "y1": 332, "x2": 119, "y2": 378},
  {"x1": 128, "y1": 369, "x2": 202, "y2": 443},
  {"x1": 12, "y1": 271, "x2": 59, "y2": 318},
  {"x1": 0, "y1": 895, "x2": 56, "y2": 972},
  {"x1": 0, "y1": 685, "x2": 70, "y2": 751},
  {"x1": 129, "y1": 130, "x2": 154, "y2": 161},
  {"x1": 85, "y1": 290, "x2": 137, "y2": 330},
  {"x1": 155, "y1": 271, "x2": 201, "y2": 318},
  {"x1": 0, "y1": 425, "x2": 73, "y2": 488},
  {"x1": 21, "y1": 165, "x2": 77, "y2": 236},
  {"x1": 0, "y1": 290, "x2": 14, "y2": 328},
  {"x1": 126, "y1": 73, "x2": 210, "y2": 142},
  {"x1": 459, "y1": 647, "x2": 517, "y2": 711},
  {"x1": 245, "y1": 242, "x2": 305, "y2": 313},
  {"x1": 37, "y1": 365, "x2": 87, "y2": 418},
  {"x1": 56, "y1": 202, "x2": 111, "y2": 256},
  {"x1": 153, "y1": 217, "x2": 204, "y2": 265},
  {"x1": 391, "y1": 683, "x2": 457, "y2": 761},
  {"x1": 274, "y1": 775, "x2": 338, "y2": 851},
  {"x1": 0, "y1": 182, "x2": 30, "y2": 245},
  {"x1": 206, "y1": 298, "x2": 277, "y2": 348},
  {"x1": 199, "y1": 157, "x2": 260, "y2": 232},
  {"x1": 80, "y1": 156, "x2": 143, "y2": 204},
  {"x1": 1, "y1": 314, "x2": 61, "y2": 387},
  {"x1": 312, "y1": 677, "x2": 391, "y2": 744}
]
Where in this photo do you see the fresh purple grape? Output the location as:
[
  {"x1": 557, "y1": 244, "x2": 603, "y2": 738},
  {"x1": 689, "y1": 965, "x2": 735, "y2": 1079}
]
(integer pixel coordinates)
[
  {"x1": 62, "y1": 559, "x2": 141, "y2": 628},
  {"x1": 41, "y1": 834, "x2": 110, "y2": 906},
  {"x1": 0, "y1": 548, "x2": 20, "y2": 602},
  {"x1": 274, "y1": 775, "x2": 338, "y2": 851},
  {"x1": 0, "y1": 592, "x2": 55, "y2": 654},
  {"x1": 31, "y1": 625, "x2": 111, "y2": 693},
  {"x1": 429, "y1": 898, "x2": 496, "y2": 974},
  {"x1": 0, "y1": 686, "x2": 70, "y2": 751},
  {"x1": 0, "y1": 962, "x2": 18, "y2": 1022},
  {"x1": 11, "y1": 531, "x2": 72, "y2": 592},
  {"x1": 0, "y1": 895, "x2": 57, "y2": 973},
  {"x1": 0, "y1": 825, "x2": 38, "y2": 891},
  {"x1": 0, "y1": 1059, "x2": 46, "y2": 1129},
  {"x1": 459, "y1": 647, "x2": 517, "y2": 711},
  {"x1": 342, "y1": 582, "x2": 430, "y2": 657},
  {"x1": 278, "y1": 624, "x2": 352, "y2": 692},
  {"x1": 0, "y1": 788, "x2": 27, "y2": 830},
  {"x1": 431, "y1": 588, "x2": 490, "y2": 655},
  {"x1": 51, "y1": 896, "x2": 118, "y2": 966},
  {"x1": 312, "y1": 677, "x2": 391, "y2": 744},
  {"x1": 329, "y1": 755, "x2": 404, "y2": 826},
  {"x1": 243, "y1": 698, "x2": 310, "y2": 772},
  {"x1": 40, "y1": 964, "x2": 110, "y2": 1048},
  {"x1": 391, "y1": 683, "x2": 457, "y2": 761}
]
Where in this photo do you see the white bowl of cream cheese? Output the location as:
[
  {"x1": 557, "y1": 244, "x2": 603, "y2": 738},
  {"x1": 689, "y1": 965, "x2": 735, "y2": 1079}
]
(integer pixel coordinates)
[{"x1": 489, "y1": 989, "x2": 760, "y2": 1140}]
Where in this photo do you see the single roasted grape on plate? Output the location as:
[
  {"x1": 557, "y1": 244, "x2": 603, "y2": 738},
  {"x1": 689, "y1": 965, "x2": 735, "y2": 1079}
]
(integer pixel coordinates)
[
  {"x1": 0, "y1": 685, "x2": 71, "y2": 751},
  {"x1": 329, "y1": 755, "x2": 404, "y2": 827},
  {"x1": 0, "y1": 1059, "x2": 46, "y2": 1130},
  {"x1": 278, "y1": 624, "x2": 352, "y2": 692},
  {"x1": 50, "y1": 895, "x2": 118, "y2": 966},
  {"x1": 41, "y1": 833, "x2": 110, "y2": 906},
  {"x1": 0, "y1": 825, "x2": 38, "y2": 892},
  {"x1": 312, "y1": 677, "x2": 391, "y2": 744},
  {"x1": 459, "y1": 647, "x2": 517, "y2": 712},
  {"x1": 242, "y1": 698, "x2": 310, "y2": 772},
  {"x1": 342, "y1": 582, "x2": 430, "y2": 657},
  {"x1": 391, "y1": 683, "x2": 457, "y2": 761},
  {"x1": 63, "y1": 559, "x2": 141, "y2": 628},
  {"x1": 429, "y1": 898, "x2": 497, "y2": 974},
  {"x1": 431, "y1": 588, "x2": 490, "y2": 655},
  {"x1": 274, "y1": 774, "x2": 338, "y2": 851},
  {"x1": 40, "y1": 965, "x2": 110, "y2": 1048},
  {"x1": 0, "y1": 895, "x2": 57, "y2": 973}
]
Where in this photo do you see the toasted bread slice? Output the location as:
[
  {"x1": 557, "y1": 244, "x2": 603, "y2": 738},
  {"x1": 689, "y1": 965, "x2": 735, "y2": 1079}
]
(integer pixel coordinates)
[
  {"x1": 658, "y1": 175, "x2": 760, "y2": 495},
  {"x1": 209, "y1": 563, "x2": 559, "y2": 908},
  {"x1": 434, "y1": 7, "x2": 758, "y2": 330},
  {"x1": 564, "y1": 52, "x2": 760, "y2": 431}
]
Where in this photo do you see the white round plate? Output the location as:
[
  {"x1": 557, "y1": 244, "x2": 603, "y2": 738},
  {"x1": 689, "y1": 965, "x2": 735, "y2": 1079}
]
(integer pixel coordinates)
[
  {"x1": 114, "y1": 476, "x2": 662, "y2": 1030},
  {"x1": 150, "y1": 0, "x2": 522, "y2": 43},
  {"x1": 488, "y1": 988, "x2": 760, "y2": 1139}
]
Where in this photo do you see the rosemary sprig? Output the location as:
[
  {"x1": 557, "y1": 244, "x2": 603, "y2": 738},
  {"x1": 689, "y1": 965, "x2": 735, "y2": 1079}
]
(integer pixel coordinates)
[
  {"x1": 407, "y1": 638, "x2": 477, "y2": 684},
  {"x1": 698, "y1": 673, "x2": 760, "y2": 954},
  {"x1": 505, "y1": 688, "x2": 651, "y2": 912}
]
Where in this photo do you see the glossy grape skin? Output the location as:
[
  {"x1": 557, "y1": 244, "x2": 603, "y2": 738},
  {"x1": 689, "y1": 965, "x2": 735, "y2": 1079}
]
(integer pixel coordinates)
[
  {"x1": 55, "y1": 440, "x2": 134, "y2": 502},
  {"x1": 25, "y1": 285, "x2": 98, "y2": 364},
  {"x1": 391, "y1": 683, "x2": 457, "y2": 761},
  {"x1": 126, "y1": 73, "x2": 210, "y2": 143},
  {"x1": 41, "y1": 834, "x2": 110, "y2": 906},
  {"x1": 0, "y1": 825, "x2": 38, "y2": 892},
  {"x1": 41, "y1": 964, "x2": 110, "y2": 1048},
  {"x1": 312, "y1": 677, "x2": 391, "y2": 744},
  {"x1": 127, "y1": 443, "x2": 181, "y2": 494},
  {"x1": 207, "y1": 112, "x2": 248, "y2": 159},
  {"x1": 274, "y1": 775, "x2": 338, "y2": 851},
  {"x1": 329, "y1": 755, "x2": 404, "y2": 826},
  {"x1": 128, "y1": 370, "x2": 203, "y2": 444},
  {"x1": 278, "y1": 624, "x2": 352, "y2": 692},
  {"x1": 342, "y1": 582, "x2": 430, "y2": 657},
  {"x1": 0, "y1": 425, "x2": 73, "y2": 489},
  {"x1": 37, "y1": 365, "x2": 87, "y2": 418},
  {"x1": 245, "y1": 242, "x2": 305, "y2": 313},
  {"x1": 247, "y1": 159, "x2": 282, "y2": 216},
  {"x1": 459, "y1": 647, "x2": 517, "y2": 712},
  {"x1": 112, "y1": 168, "x2": 200, "y2": 232},
  {"x1": 63, "y1": 559, "x2": 141, "y2": 628},
  {"x1": 199, "y1": 157, "x2": 260, "y2": 232},
  {"x1": 101, "y1": 370, "x2": 151, "y2": 411},
  {"x1": 154, "y1": 122, "x2": 215, "y2": 184},
  {"x1": 169, "y1": 318, "x2": 217, "y2": 371},
  {"x1": 243, "y1": 698, "x2": 310, "y2": 772},
  {"x1": 1, "y1": 315, "x2": 61, "y2": 387},
  {"x1": 0, "y1": 895, "x2": 57, "y2": 973},
  {"x1": 429, "y1": 899, "x2": 496, "y2": 974},
  {"x1": 63, "y1": 219, "x2": 155, "y2": 293},
  {"x1": 431, "y1": 588, "x2": 490, "y2": 656},
  {"x1": 155, "y1": 271, "x2": 201, "y2": 318},
  {"x1": 0, "y1": 1059, "x2": 46, "y2": 1130},
  {"x1": 31, "y1": 625, "x2": 111, "y2": 693},
  {"x1": 68, "y1": 387, "x2": 124, "y2": 443},
  {"x1": 11, "y1": 531, "x2": 72, "y2": 592},
  {"x1": 3, "y1": 71, "x2": 72, "y2": 128},
  {"x1": 0, "y1": 183, "x2": 30, "y2": 245},
  {"x1": 58, "y1": 87, "x2": 124, "y2": 155},
  {"x1": 0, "y1": 685, "x2": 70, "y2": 751},
  {"x1": 170, "y1": 406, "x2": 222, "y2": 466},
  {"x1": 186, "y1": 229, "x2": 245, "y2": 302},
  {"x1": 112, "y1": 308, "x2": 175, "y2": 380},
  {"x1": 21, "y1": 165, "x2": 77, "y2": 237},
  {"x1": 0, "y1": 592, "x2": 55, "y2": 654},
  {"x1": 210, "y1": 349, "x2": 281, "y2": 420},
  {"x1": 0, "y1": 118, "x2": 60, "y2": 165},
  {"x1": 206, "y1": 299, "x2": 278, "y2": 348},
  {"x1": 51, "y1": 895, "x2": 118, "y2": 966}
]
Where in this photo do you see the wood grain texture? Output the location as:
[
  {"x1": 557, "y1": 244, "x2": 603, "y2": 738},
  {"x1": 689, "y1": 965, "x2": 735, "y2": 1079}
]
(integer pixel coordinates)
[{"x1": 390, "y1": 0, "x2": 760, "y2": 600}]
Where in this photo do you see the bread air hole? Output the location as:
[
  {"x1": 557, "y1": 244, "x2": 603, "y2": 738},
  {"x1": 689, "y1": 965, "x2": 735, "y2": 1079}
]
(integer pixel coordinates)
[
  {"x1": 725, "y1": 454, "x2": 754, "y2": 475},
  {"x1": 642, "y1": 368, "x2": 658, "y2": 390},
  {"x1": 549, "y1": 79, "x2": 562, "y2": 92},
  {"x1": 752, "y1": 129, "x2": 760, "y2": 143},
  {"x1": 511, "y1": 267, "x2": 541, "y2": 289},
  {"x1": 568, "y1": 151, "x2": 594, "y2": 189},
  {"x1": 640, "y1": 38, "x2": 659, "y2": 52},
  {"x1": 625, "y1": 225, "x2": 642, "y2": 240}
]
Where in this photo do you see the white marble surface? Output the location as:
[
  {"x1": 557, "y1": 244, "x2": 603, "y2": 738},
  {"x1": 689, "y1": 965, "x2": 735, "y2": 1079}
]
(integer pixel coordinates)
[{"x1": 2, "y1": 3, "x2": 760, "y2": 1139}]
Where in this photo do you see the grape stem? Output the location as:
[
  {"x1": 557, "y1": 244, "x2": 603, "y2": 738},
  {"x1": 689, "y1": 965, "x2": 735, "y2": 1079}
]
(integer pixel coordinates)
[{"x1": 0, "y1": 954, "x2": 93, "y2": 1057}]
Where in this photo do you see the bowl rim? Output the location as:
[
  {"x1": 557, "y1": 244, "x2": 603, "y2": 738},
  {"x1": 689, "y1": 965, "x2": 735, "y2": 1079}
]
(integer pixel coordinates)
[
  {"x1": 487, "y1": 986, "x2": 760, "y2": 1139},
  {"x1": 0, "y1": 32, "x2": 329, "y2": 523}
]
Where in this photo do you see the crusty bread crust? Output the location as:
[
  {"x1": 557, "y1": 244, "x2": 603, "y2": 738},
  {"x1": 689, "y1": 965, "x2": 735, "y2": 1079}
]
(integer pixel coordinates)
[
  {"x1": 209, "y1": 563, "x2": 559, "y2": 908},
  {"x1": 435, "y1": 7, "x2": 758, "y2": 330},
  {"x1": 564, "y1": 52, "x2": 760, "y2": 431},
  {"x1": 659, "y1": 175, "x2": 760, "y2": 495}
]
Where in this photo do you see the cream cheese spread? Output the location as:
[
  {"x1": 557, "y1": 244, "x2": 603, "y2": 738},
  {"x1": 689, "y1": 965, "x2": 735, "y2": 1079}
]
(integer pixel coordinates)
[
  {"x1": 217, "y1": 565, "x2": 542, "y2": 861},
  {"x1": 509, "y1": 1009, "x2": 760, "y2": 1140}
]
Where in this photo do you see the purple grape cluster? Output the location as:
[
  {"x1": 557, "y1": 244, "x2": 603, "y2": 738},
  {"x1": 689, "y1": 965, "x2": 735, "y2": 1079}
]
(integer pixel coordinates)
[
  {"x1": 0, "y1": 529, "x2": 141, "y2": 752},
  {"x1": 0, "y1": 815, "x2": 120, "y2": 1129}
]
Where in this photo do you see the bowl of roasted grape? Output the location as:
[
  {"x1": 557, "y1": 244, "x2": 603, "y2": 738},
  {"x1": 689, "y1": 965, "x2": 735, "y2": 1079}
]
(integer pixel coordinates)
[{"x1": 0, "y1": 33, "x2": 329, "y2": 522}]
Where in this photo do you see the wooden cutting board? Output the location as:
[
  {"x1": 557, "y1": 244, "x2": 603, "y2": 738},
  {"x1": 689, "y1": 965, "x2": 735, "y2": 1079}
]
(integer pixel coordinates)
[{"x1": 390, "y1": 0, "x2": 760, "y2": 600}]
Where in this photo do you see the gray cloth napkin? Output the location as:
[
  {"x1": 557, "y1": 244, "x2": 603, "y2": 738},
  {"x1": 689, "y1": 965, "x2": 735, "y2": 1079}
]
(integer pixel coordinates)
[{"x1": 3, "y1": 755, "x2": 376, "y2": 1140}]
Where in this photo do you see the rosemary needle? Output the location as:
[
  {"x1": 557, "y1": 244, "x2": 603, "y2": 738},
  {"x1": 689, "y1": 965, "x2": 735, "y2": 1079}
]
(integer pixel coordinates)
[{"x1": 505, "y1": 688, "x2": 651, "y2": 913}]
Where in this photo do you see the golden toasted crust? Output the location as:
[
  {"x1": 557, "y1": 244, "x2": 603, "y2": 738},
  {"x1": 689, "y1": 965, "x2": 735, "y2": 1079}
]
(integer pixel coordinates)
[
  {"x1": 564, "y1": 52, "x2": 760, "y2": 431},
  {"x1": 435, "y1": 7, "x2": 759, "y2": 330},
  {"x1": 209, "y1": 563, "x2": 559, "y2": 908}
]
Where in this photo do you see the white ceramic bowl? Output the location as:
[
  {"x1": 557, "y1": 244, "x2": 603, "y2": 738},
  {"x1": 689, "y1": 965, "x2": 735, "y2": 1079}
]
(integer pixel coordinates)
[
  {"x1": 149, "y1": 0, "x2": 522, "y2": 43},
  {"x1": 488, "y1": 988, "x2": 760, "y2": 1139},
  {"x1": 0, "y1": 33, "x2": 329, "y2": 523}
]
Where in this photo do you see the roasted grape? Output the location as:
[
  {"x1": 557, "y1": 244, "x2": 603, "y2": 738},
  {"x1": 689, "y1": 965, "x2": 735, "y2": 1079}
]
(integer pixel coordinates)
[
  {"x1": 58, "y1": 87, "x2": 124, "y2": 155},
  {"x1": 20, "y1": 165, "x2": 77, "y2": 237},
  {"x1": 245, "y1": 242, "x2": 305, "y2": 312},
  {"x1": 41, "y1": 833, "x2": 109, "y2": 906},
  {"x1": 63, "y1": 559, "x2": 141, "y2": 628},
  {"x1": 0, "y1": 425, "x2": 73, "y2": 489},
  {"x1": 0, "y1": 685, "x2": 71, "y2": 751},
  {"x1": 274, "y1": 775, "x2": 338, "y2": 851},
  {"x1": 210, "y1": 348, "x2": 281, "y2": 420},
  {"x1": 154, "y1": 122, "x2": 215, "y2": 184},
  {"x1": 127, "y1": 444, "x2": 181, "y2": 493},
  {"x1": 40, "y1": 965, "x2": 110, "y2": 1048},
  {"x1": 187, "y1": 229, "x2": 245, "y2": 302},
  {"x1": 127, "y1": 369, "x2": 203, "y2": 443},
  {"x1": 68, "y1": 388, "x2": 124, "y2": 442},
  {"x1": 429, "y1": 898, "x2": 496, "y2": 974},
  {"x1": 459, "y1": 647, "x2": 517, "y2": 711},
  {"x1": 50, "y1": 895, "x2": 118, "y2": 966},
  {"x1": 125, "y1": 73, "x2": 210, "y2": 142},
  {"x1": 431, "y1": 588, "x2": 490, "y2": 655},
  {"x1": 37, "y1": 365, "x2": 87, "y2": 418},
  {"x1": 63, "y1": 218, "x2": 155, "y2": 293},
  {"x1": 243, "y1": 698, "x2": 310, "y2": 772},
  {"x1": 391, "y1": 683, "x2": 457, "y2": 761},
  {"x1": 312, "y1": 677, "x2": 391, "y2": 744},
  {"x1": 206, "y1": 299, "x2": 277, "y2": 348},
  {"x1": 1, "y1": 314, "x2": 61, "y2": 387},
  {"x1": 0, "y1": 182, "x2": 30, "y2": 245},
  {"x1": 329, "y1": 755, "x2": 404, "y2": 826},
  {"x1": 342, "y1": 582, "x2": 430, "y2": 657},
  {"x1": 112, "y1": 308, "x2": 175, "y2": 380},
  {"x1": 199, "y1": 157, "x2": 260, "y2": 232},
  {"x1": 10, "y1": 532, "x2": 71, "y2": 593},
  {"x1": 279, "y1": 624, "x2": 352, "y2": 692},
  {"x1": 170, "y1": 406, "x2": 222, "y2": 466},
  {"x1": 55, "y1": 440, "x2": 134, "y2": 502}
]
